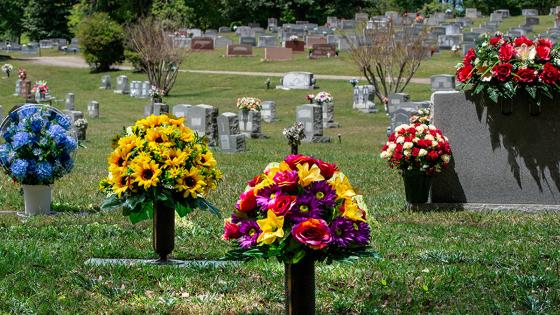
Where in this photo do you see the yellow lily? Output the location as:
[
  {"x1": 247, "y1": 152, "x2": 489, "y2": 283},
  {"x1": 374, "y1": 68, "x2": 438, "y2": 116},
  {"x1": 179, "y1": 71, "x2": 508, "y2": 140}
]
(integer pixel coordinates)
[
  {"x1": 256, "y1": 210, "x2": 285, "y2": 245},
  {"x1": 296, "y1": 163, "x2": 324, "y2": 187}
]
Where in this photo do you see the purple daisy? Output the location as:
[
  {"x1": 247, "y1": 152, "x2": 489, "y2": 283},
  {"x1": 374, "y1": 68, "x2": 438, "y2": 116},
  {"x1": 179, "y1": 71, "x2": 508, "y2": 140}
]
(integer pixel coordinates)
[
  {"x1": 290, "y1": 192, "x2": 322, "y2": 223},
  {"x1": 329, "y1": 217, "x2": 355, "y2": 247},
  {"x1": 351, "y1": 220, "x2": 370, "y2": 246},
  {"x1": 238, "y1": 220, "x2": 261, "y2": 249},
  {"x1": 309, "y1": 181, "x2": 337, "y2": 208},
  {"x1": 256, "y1": 185, "x2": 280, "y2": 211}
]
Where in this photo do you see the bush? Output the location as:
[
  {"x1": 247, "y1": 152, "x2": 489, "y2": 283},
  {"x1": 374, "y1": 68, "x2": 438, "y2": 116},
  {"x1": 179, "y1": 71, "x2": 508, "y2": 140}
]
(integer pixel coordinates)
[
  {"x1": 124, "y1": 50, "x2": 144, "y2": 73},
  {"x1": 77, "y1": 13, "x2": 125, "y2": 72}
]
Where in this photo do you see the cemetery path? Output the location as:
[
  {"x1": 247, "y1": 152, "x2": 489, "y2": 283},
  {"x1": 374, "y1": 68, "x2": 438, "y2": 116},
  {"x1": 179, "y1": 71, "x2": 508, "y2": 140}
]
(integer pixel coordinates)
[{"x1": 26, "y1": 56, "x2": 431, "y2": 84}]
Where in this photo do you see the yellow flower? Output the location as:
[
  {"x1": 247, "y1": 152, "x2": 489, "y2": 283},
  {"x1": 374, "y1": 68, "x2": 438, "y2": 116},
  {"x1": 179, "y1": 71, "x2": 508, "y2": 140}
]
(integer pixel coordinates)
[
  {"x1": 342, "y1": 198, "x2": 366, "y2": 222},
  {"x1": 196, "y1": 151, "x2": 217, "y2": 168},
  {"x1": 169, "y1": 116, "x2": 185, "y2": 127},
  {"x1": 180, "y1": 126, "x2": 195, "y2": 142},
  {"x1": 145, "y1": 128, "x2": 170, "y2": 145},
  {"x1": 266, "y1": 161, "x2": 291, "y2": 178},
  {"x1": 117, "y1": 134, "x2": 144, "y2": 152},
  {"x1": 136, "y1": 115, "x2": 169, "y2": 129},
  {"x1": 328, "y1": 171, "x2": 356, "y2": 199},
  {"x1": 112, "y1": 170, "x2": 132, "y2": 197},
  {"x1": 108, "y1": 148, "x2": 131, "y2": 168},
  {"x1": 176, "y1": 167, "x2": 206, "y2": 198},
  {"x1": 131, "y1": 159, "x2": 162, "y2": 190},
  {"x1": 257, "y1": 210, "x2": 285, "y2": 245},
  {"x1": 167, "y1": 167, "x2": 183, "y2": 180},
  {"x1": 164, "y1": 148, "x2": 188, "y2": 168},
  {"x1": 253, "y1": 173, "x2": 274, "y2": 193},
  {"x1": 296, "y1": 163, "x2": 324, "y2": 187}
]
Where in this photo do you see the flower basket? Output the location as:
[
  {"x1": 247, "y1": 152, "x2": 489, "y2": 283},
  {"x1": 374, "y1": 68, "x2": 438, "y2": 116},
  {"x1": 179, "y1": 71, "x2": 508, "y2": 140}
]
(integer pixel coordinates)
[
  {"x1": 456, "y1": 33, "x2": 560, "y2": 115},
  {"x1": 223, "y1": 154, "x2": 376, "y2": 313},
  {"x1": 381, "y1": 122, "x2": 452, "y2": 205},
  {"x1": 0, "y1": 104, "x2": 77, "y2": 215},
  {"x1": 99, "y1": 115, "x2": 222, "y2": 262}
]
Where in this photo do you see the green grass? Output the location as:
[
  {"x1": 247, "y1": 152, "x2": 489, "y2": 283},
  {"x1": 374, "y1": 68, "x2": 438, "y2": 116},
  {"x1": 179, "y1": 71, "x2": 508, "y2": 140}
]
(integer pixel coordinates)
[{"x1": 0, "y1": 54, "x2": 559, "y2": 314}]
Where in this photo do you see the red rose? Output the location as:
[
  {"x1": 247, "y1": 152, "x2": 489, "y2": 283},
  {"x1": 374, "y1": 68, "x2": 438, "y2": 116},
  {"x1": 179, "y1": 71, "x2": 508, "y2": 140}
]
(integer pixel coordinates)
[
  {"x1": 514, "y1": 36, "x2": 533, "y2": 47},
  {"x1": 270, "y1": 194, "x2": 296, "y2": 216},
  {"x1": 236, "y1": 189, "x2": 257, "y2": 212},
  {"x1": 291, "y1": 218, "x2": 332, "y2": 250},
  {"x1": 427, "y1": 151, "x2": 439, "y2": 160},
  {"x1": 284, "y1": 154, "x2": 316, "y2": 169},
  {"x1": 498, "y1": 43, "x2": 516, "y2": 62},
  {"x1": 540, "y1": 63, "x2": 560, "y2": 84},
  {"x1": 411, "y1": 147, "x2": 420, "y2": 157},
  {"x1": 489, "y1": 36, "x2": 502, "y2": 46},
  {"x1": 514, "y1": 68, "x2": 537, "y2": 83},
  {"x1": 456, "y1": 64, "x2": 473, "y2": 83},
  {"x1": 537, "y1": 38, "x2": 553, "y2": 48},
  {"x1": 463, "y1": 48, "x2": 476, "y2": 64},
  {"x1": 536, "y1": 45, "x2": 551, "y2": 61},
  {"x1": 315, "y1": 160, "x2": 337, "y2": 179},
  {"x1": 247, "y1": 175, "x2": 262, "y2": 187},
  {"x1": 492, "y1": 63, "x2": 513, "y2": 81},
  {"x1": 222, "y1": 220, "x2": 241, "y2": 240}
]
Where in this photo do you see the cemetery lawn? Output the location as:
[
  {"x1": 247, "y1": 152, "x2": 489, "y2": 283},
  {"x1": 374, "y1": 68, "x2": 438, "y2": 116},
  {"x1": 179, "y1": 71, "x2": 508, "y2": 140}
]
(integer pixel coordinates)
[{"x1": 0, "y1": 62, "x2": 559, "y2": 314}]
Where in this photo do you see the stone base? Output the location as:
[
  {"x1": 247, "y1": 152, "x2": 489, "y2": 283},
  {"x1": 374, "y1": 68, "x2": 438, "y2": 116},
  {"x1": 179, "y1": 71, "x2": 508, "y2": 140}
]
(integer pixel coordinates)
[
  {"x1": 220, "y1": 134, "x2": 246, "y2": 152},
  {"x1": 323, "y1": 121, "x2": 340, "y2": 128},
  {"x1": 302, "y1": 136, "x2": 331, "y2": 143},
  {"x1": 0, "y1": 211, "x2": 17, "y2": 215},
  {"x1": 407, "y1": 203, "x2": 560, "y2": 212},
  {"x1": 85, "y1": 258, "x2": 240, "y2": 268}
]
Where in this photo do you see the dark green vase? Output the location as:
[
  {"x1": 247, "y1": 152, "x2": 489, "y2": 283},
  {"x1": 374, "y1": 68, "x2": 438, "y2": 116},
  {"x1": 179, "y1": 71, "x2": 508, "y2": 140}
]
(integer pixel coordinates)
[{"x1": 402, "y1": 172, "x2": 432, "y2": 204}]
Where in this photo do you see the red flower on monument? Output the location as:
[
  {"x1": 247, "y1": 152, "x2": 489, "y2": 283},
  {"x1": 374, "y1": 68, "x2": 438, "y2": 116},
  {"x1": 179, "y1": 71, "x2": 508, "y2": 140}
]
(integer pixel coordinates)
[{"x1": 492, "y1": 63, "x2": 513, "y2": 81}]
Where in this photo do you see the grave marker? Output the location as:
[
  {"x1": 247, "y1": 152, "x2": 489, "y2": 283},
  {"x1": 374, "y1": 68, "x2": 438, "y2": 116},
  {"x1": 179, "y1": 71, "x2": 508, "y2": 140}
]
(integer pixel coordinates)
[
  {"x1": 99, "y1": 75, "x2": 111, "y2": 90},
  {"x1": 88, "y1": 101, "x2": 99, "y2": 118},
  {"x1": 431, "y1": 75, "x2": 456, "y2": 91},
  {"x1": 226, "y1": 44, "x2": 253, "y2": 57},
  {"x1": 65, "y1": 93, "x2": 75, "y2": 110},
  {"x1": 217, "y1": 112, "x2": 246, "y2": 152},
  {"x1": 191, "y1": 37, "x2": 214, "y2": 50},
  {"x1": 261, "y1": 101, "x2": 277, "y2": 122},
  {"x1": 296, "y1": 104, "x2": 330, "y2": 143},
  {"x1": 276, "y1": 72, "x2": 315, "y2": 90},
  {"x1": 264, "y1": 47, "x2": 293, "y2": 61},
  {"x1": 185, "y1": 105, "x2": 219, "y2": 146},
  {"x1": 114, "y1": 75, "x2": 129, "y2": 94}
]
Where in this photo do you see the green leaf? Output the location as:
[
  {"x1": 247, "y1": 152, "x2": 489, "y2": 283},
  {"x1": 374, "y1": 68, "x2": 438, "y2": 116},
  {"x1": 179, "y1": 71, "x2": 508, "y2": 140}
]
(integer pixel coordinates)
[
  {"x1": 129, "y1": 209, "x2": 149, "y2": 224},
  {"x1": 123, "y1": 194, "x2": 144, "y2": 212},
  {"x1": 291, "y1": 250, "x2": 306, "y2": 264},
  {"x1": 144, "y1": 201, "x2": 154, "y2": 220},
  {"x1": 100, "y1": 194, "x2": 122, "y2": 211},
  {"x1": 196, "y1": 198, "x2": 222, "y2": 218},
  {"x1": 175, "y1": 201, "x2": 193, "y2": 217},
  {"x1": 525, "y1": 85, "x2": 536, "y2": 99},
  {"x1": 488, "y1": 87, "x2": 499, "y2": 103}
]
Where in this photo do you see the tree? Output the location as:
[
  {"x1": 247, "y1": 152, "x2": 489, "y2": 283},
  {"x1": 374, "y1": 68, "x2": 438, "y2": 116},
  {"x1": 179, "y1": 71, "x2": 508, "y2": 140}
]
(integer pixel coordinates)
[
  {"x1": 152, "y1": 0, "x2": 194, "y2": 30},
  {"x1": 77, "y1": 12, "x2": 125, "y2": 72},
  {"x1": 346, "y1": 21, "x2": 432, "y2": 107},
  {"x1": 0, "y1": 0, "x2": 27, "y2": 42},
  {"x1": 23, "y1": 0, "x2": 77, "y2": 40},
  {"x1": 127, "y1": 17, "x2": 188, "y2": 96}
]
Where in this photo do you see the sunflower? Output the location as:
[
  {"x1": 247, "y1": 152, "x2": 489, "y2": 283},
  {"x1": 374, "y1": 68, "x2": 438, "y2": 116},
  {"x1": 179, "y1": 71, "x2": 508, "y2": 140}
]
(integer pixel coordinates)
[
  {"x1": 108, "y1": 148, "x2": 131, "y2": 168},
  {"x1": 176, "y1": 167, "x2": 206, "y2": 198},
  {"x1": 145, "y1": 128, "x2": 170, "y2": 145},
  {"x1": 180, "y1": 127, "x2": 195, "y2": 143},
  {"x1": 164, "y1": 148, "x2": 188, "y2": 168},
  {"x1": 168, "y1": 116, "x2": 185, "y2": 127},
  {"x1": 117, "y1": 134, "x2": 144, "y2": 152},
  {"x1": 131, "y1": 159, "x2": 162, "y2": 190},
  {"x1": 112, "y1": 170, "x2": 133, "y2": 197},
  {"x1": 195, "y1": 151, "x2": 217, "y2": 168},
  {"x1": 136, "y1": 115, "x2": 169, "y2": 129}
]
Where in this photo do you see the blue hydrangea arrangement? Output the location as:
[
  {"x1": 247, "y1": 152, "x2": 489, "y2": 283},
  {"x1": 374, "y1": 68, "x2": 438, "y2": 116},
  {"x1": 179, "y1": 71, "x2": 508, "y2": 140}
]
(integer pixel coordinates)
[{"x1": 0, "y1": 104, "x2": 77, "y2": 185}]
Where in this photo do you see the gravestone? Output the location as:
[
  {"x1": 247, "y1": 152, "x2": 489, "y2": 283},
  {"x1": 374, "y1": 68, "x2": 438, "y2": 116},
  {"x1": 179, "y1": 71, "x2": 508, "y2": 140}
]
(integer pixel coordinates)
[
  {"x1": 63, "y1": 110, "x2": 83, "y2": 123},
  {"x1": 310, "y1": 44, "x2": 337, "y2": 58},
  {"x1": 260, "y1": 101, "x2": 277, "y2": 122},
  {"x1": 153, "y1": 103, "x2": 169, "y2": 115},
  {"x1": 238, "y1": 110, "x2": 265, "y2": 138},
  {"x1": 306, "y1": 36, "x2": 327, "y2": 48},
  {"x1": 144, "y1": 104, "x2": 154, "y2": 117},
  {"x1": 431, "y1": 27, "x2": 446, "y2": 37},
  {"x1": 88, "y1": 101, "x2": 100, "y2": 118},
  {"x1": 465, "y1": 8, "x2": 478, "y2": 19},
  {"x1": 219, "y1": 26, "x2": 231, "y2": 33},
  {"x1": 114, "y1": 75, "x2": 129, "y2": 94},
  {"x1": 276, "y1": 72, "x2": 315, "y2": 90},
  {"x1": 296, "y1": 104, "x2": 330, "y2": 143},
  {"x1": 321, "y1": 102, "x2": 339, "y2": 128},
  {"x1": 239, "y1": 36, "x2": 257, "y2": 47},
  {"x1": 355, "y1": 12, "x2": 369, "y2": 22},
  {"x1": 264, "y1": 47, "x2": 293, "y2": 61},
  {"x1": 326, "y1": 16, "x2": 338, "y2": 28},
  {"x1": 431, "y1": 75, "x2": 456, "y2": 92},
  {"x1": 268, "y1": 18, "x2": 278, "y2": 29},
  {"x1": 172, "y1": 104, "x2": 192, "y2": 118},
  {"x1": 490, "y1": 13, "x2": 502, "y2": 23},
  {"x1": 185, "y1": 105, "x2": 219, "y2": 146},
  {"x1": 100, "y1": 75, "x2": 111, "y2": 89},
  {"x1": 21, "y1": 80, "x2": 31, "y2": 99},
  {"x1": 463, "y1": 32, "x2": 479, "y2": 42},
  {"x1": 353, "y1": 85, "x2": 377, "y2": 113},
  {"x1": 130, "y1": 81, "x2": 142, "y2": 97},
  {"x1": 205, "y1": 29, "x2": 217, "y2": 36},
  {"x1": 388, "y1": 93, "x2": 410, "y2": 114},
  {"x1": 236, "y1": 26, "x2": 252, "y2": 37},
  {"x1": 391, "y1": 107, "x2": 417, "y2": 130},
  {"x1": 431, "y1": 91, "x2": 560, "y2": 209},
  {"x1": 525, "y1": 16, "x2": 540, "y2": 26},
  {"x1": 189, "y1": 29, "x2": 203, "y2": 37},
  {"x1": 495, "y1": 9, "x2": 510, "y2": 17},
  {"x1": 191, "y1": 37, "x2": 214, "y2": 50},
  {"x1": 214, "y1": 36, "x2": 232, "y2": 48},
  {"x1": 522, "y1": 9, "x2": 538, "y2": 16},
  {"x1": 438, "y1": 35, "x2": 462, "y2": 50},
  {"x1": 285, "y1": 40, "x2": 305, "y2": 52},
  {"x1": 217, "y1": 112, "x2": 246, "y2": 152},
  {"x1": 445, "y1": 24, "x2": 462, "y2": 35},
  {"x1": 14, "y1": 79, "x2": 21, "y2": 96},
  {"x1": 463, "y1": 41, "x2": 475, "y2": 55},
  {"x1": 258, "y1": 36, "x2": 276, "y2": 48},
  {"x1": 340, "y1": 19, "x2": 356, "y2": 30},
  {"x1": 226, "y1": 44, "x2": 253, "y2": 57},
  {"x1": 140, "y1": 81, "x2": 150, "y2": 98},
  {"x1": 65, "y1": 93, "x2": 75, "y2": 110}
]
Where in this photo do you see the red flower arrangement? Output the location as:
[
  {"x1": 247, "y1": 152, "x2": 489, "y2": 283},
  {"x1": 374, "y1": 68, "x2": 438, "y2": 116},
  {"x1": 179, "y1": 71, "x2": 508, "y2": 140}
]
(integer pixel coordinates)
[
  {"x1": 456, "y1": 33, "x2": 560, "y2": 105},
  {"x1": 380, "y1": 123, "x2": 452, "y2": 175}
]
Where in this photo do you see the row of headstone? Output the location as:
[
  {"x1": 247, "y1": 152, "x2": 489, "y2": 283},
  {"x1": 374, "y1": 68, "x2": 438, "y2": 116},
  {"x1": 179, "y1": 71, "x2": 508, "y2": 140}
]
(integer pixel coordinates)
[
  {"x1": 64, "y1": 92, "x2": 100, "y2": 118},
  {"x1": 114, "y1": 75, "x2": 130, "y2": 94},
  {"x1": 352, "y1": 85, "x2": 377, "y2": 113},
  {"x1": 386, "y1": 93, "x2": 432, "y2": 136},
  {"x1": 130, "y1": 81, "x2": 151, "y2": 98}
]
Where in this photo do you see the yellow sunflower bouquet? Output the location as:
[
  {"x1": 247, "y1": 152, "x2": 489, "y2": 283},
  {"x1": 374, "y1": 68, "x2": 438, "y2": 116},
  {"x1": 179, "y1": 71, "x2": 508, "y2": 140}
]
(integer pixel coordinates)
[{"x1": 99, "y1": 115, "x2": 222, "y2": 223}]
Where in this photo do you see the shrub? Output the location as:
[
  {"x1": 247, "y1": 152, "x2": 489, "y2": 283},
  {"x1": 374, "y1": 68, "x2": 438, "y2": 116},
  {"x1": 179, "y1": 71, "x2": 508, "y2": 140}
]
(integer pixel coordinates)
[{"x1": 77, "y1": 13, "x2": 125, "y2": 72}]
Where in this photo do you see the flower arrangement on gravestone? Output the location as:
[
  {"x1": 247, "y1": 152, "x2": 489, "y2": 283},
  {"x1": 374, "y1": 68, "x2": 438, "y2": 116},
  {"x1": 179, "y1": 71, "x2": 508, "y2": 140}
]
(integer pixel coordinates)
[
  {"x1": 380, "y1": 123, "x2": 452, "y2": 204},
  {"x1": 283, "y1": 122, "x2": 305, "y2": 154},
  {"x1": 0, "y1": 104, "x2": 77, "y2": 216},
  {"x1": 31, "y1": 80, "x2": 49, "y2": 102},
  {"x1": 288, "y1": 35, "x2": 299, "y2": 41},
  {"x1": 409, "y1": 108, "x2": 432, "y2": 125},
  {"x1": 237, "y1": 97, "x2": 262, "y2": 136},
  {"x1": 99, "y1": 114, "x2": 222, "y2": 262},
  {"x1": 18, "y1": 68, "x2": 27, "y2": 81},
  {"x1": 223, "y1": 154, "x2": 375, "y2": 314},
  {"x1": 236, "y1": 97, "x2": 262, "y2": 112},
  {"x1": 308, "y1": 91, "x2": 338, "y2": 128},
  {"x1": 1, "y1": 64, "x2": 13, "y2": 78},
  {"x1": 73, "y1": 118, "x2": 88, "y2": 141},
  {"x1": 148, "y1": 85, "x2": 164, "y2": 104},
  {"x1": 456, "y1": 32, "x2": 560, "y2": 115},
  {"x1": 348, "y1": 78, "x2": 359, "y2": 87},
  {"x1": 310, "y1": 91, "x2": 333, "y2": 105}
]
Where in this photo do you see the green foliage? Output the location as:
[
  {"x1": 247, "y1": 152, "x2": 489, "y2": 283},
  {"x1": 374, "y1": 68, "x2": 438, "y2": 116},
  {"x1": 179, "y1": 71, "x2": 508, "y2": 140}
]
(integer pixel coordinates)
[
  {"x1": 124, "y1": 49, "x2": 144, "y2": 72},
  {"x1": 77, "y1": 12, "x2": 125, "y2": 72},
  {"x1": 67, "y1": 0, "x2": 88, "y2": 36},
  {"x1": 0, "y1": 0, "x2": 27, "y2": 42},
  {"x1": 151, "y1": 0, "x2": 194, "y2": 30},
  {"x1": 463, "y1": 0, "x2": 560, "y2": 15},
  {"x1": 23, "y1": 0, "x2": 76, "y2": 41}
]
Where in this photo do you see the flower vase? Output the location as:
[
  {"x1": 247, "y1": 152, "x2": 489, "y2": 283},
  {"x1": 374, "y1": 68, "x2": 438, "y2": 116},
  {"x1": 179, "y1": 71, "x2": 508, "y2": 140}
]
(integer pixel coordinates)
[
  {"x1": 528, "y1": 95, "x2": 542, "y2": 116},
  {"x1": 285, "y1": 257, "x2": 315, "y2": 315},
  {"x1": 151, "y1": 96, "x2": 162, "y2": 105},
  {"x1": 76, "y1": 128, "x2": 87, "y2": 141},
  {"x1": 152, "y1": 200, "x2": 175, "y2": 262},
  {"x1": 500, "y1": 98, "x2": 513, "y2": 115},
  {"x1": 23, "y1": 185, "x2": 52, "y2": 216},
  {"x1": 402, "y1": 172, "x2": 432, "y2": 204},
  {"x1": 240, "y1": 109, "x2": 249, "y2": 132}
]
